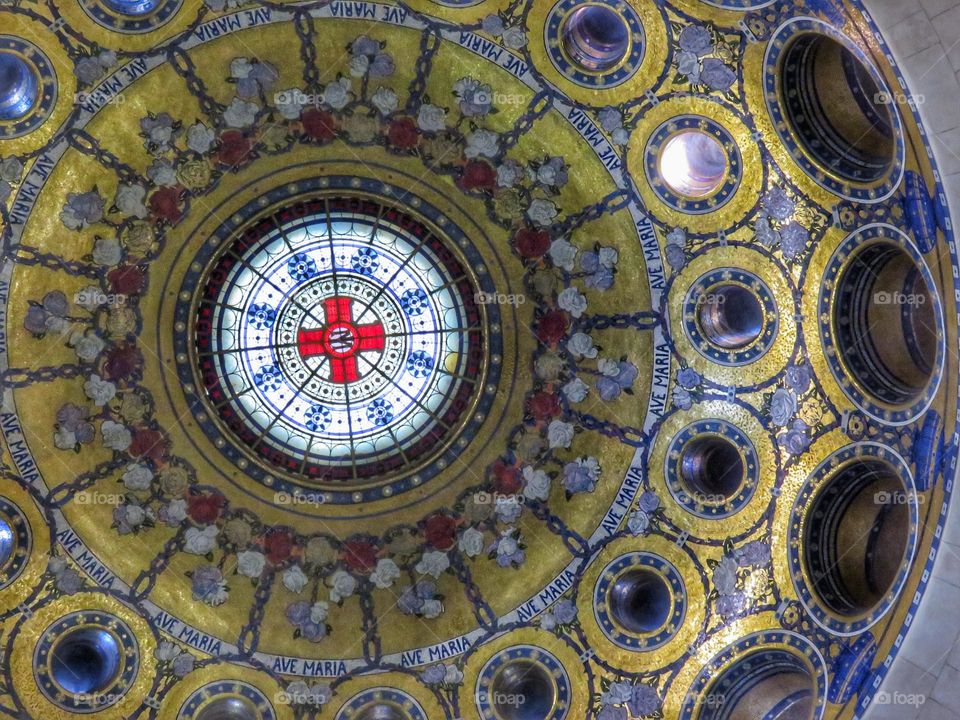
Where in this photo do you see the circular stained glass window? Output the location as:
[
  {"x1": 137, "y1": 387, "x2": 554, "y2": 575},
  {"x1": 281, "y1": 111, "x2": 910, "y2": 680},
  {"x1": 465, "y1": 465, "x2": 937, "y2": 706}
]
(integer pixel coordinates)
[{"x1": 195, "y1": 196, "x2": 486, "y2": 483}]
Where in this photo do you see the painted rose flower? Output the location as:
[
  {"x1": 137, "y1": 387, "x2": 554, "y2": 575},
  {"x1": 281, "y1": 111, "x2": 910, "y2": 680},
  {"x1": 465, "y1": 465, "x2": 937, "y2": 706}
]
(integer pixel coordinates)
[
  {"x1": 459, "y1": 527, "x2": 485, "y2": 557},
  {"x1": 191, "y1": 564, "x2": 228, "y2": 605},
  {"x1": 184, "y1": 525, "x2": 219, "y2": 555},
  {"x1": 563, "y1": 456, "x2": 600, "y2": 494},
  {"x1": 61, "y1": 190, "x2": 105, "y2": 229},
  {"x1": 454, "y1": 76, "x2": 493, "y2": 117},
  {"x1": 769, "y1": 387, "x2": 798, "y2": 427},
  {"x1": 417, "y1": 103, "x2": 447, "y2": 133},
  {"x1": 548, "y1": 419, "x2": 575, "y2": 449}
]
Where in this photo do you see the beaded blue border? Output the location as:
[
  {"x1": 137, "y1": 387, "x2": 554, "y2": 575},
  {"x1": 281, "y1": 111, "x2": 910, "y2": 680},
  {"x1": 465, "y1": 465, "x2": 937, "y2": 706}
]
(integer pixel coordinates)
[
  {"x1": 178, "y1": 680, "x2": 276, "y2": 720},
  {"x1": 644, "y1": 115, "x2": 742, "y2": 215},
  {"x1": 763, "y1": 17, "x2": 905, "y2": 203},
  {"x1": 683, "y1": 268, "x2": 779, "y2": 366},
  {"x1": 664, "y1": 420, "x2": 758, "y2": 519},
  {"x1": 592, "y1": 551, "x2": 686, "y2": 651},
  {"x1": 172, "y1": 176, "x2": 502, "y2": 504},
  {"x1": 699, "y1": 0, "x2": 777, "y2": 7},
  {"x1": 335, "y1": 687, "x2": 427, "y2": 720},
  {"x1": 0, "y1": 496, "x2": 30, "y2": 590},
  {"x1": 475, "y1": 645, "x2": 571, "y2": 720},
  {"x1": 787, "y1": 442, "x2": 918, "y2": 637},
  {"x1": 33, "y1": 611, "x2": 139, "y2": 714},
  {"x1": 678, "y1": 630, "x2": 828, "y2": 720},
  {"x1": 80, "y1": 0, "x2": 183, "y2": 34},
  {"x1": 0, "y1": 36, "x2": 57, "y2": 140},
  {"x1": 544, "y1": 0, "x2": 644, "y2": 88},
  {"x1": 818, "y1": 224, "x2": 945, "y2": 426}
]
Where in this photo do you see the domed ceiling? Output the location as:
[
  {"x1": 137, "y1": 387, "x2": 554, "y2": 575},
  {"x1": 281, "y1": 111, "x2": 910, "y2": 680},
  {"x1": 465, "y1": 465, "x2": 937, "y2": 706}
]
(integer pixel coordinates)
[{"x1": 0, "y1": 0, "x2": 954, "y2": 718}]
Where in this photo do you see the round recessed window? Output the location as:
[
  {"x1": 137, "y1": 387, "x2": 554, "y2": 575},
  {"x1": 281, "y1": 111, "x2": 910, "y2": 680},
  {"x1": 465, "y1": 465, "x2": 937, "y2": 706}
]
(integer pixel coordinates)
[
  {"x1": 659, "y1": 130, "x2": 728, "y2": 198},
  {"x1": 0, "y1": 51, "x2": 38, "y2": 122},
  {"x1": 560, "y1": 4, "x2": 631, "y2": 73},
  {"x1": 193, "y1": 196, "x2": 486, "y2": 485}
]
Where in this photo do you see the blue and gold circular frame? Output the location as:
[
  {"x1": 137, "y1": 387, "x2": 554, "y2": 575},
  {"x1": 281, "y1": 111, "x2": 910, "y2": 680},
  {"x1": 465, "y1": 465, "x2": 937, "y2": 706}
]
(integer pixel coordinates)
[
  {"x1": 33, "y1": 611, "x2": 139, "y2": 713},
  {"x1": 818, "y1": 224, "x2": 945, "y2": 425},
  {"x1": 0, "y1": 36, "x2": 57, "y2": 140},
  {"x1": 763, "y1": 17, "x2": 906, "y2": 203},
  {"x1": 592, "y1": 551, "x2": 686, "y2": 651},
  {"x1": 644, "y1": 115, "x2": 742, "y2": 214},
  {"x1": 335, "y1": 687, "x2": 427, "y2": 720},
  {"x1": 544, "y1": 0, "x2": 644, "y2": 88},
  {"x1": 0, "y1": 497, "x2": 31, "y2": 590},
  {"x1": 475, "y1": 645, "x2": 571, "y2": 720},
  {"x1": 80, "y1": 0, "x2": 183, "y2": 34},
  {"x1": 683, "y1": 268, "x2": 779, "y2": 366},
  {"x1": 787, "y1": 442, "x2": 919, "y2": 636},
  {"x1": 178, "y1": 680, "x2": 277, "y2": 719},
  {"x1": 677, "y1": 629, "x2": 828, "y2": 720},
  {"x1": 665, "y1": 419, "x2": 758, "y2": 518}
]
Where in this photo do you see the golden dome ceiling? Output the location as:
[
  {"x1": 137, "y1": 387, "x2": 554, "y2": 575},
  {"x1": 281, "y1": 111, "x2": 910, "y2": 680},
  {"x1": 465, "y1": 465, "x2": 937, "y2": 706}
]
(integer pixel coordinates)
[{"x1": 0, "y1": 0, "x2": 954, "y2": 719}]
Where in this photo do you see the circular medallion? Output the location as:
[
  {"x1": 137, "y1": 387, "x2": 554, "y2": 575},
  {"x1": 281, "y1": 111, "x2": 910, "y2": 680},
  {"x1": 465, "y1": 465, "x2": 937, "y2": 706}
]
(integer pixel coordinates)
[
  {"x1": 788, "y1": 442, "x2": 918, "y2": 636},
  {"x1": 335, "y1": 687, "x2": 427, "y2": 720},
  {"x1": 0, "y1": 497, "x2": 30, "y2": 589},
  {"x1": 593, "y1": 551, "x2": 686, "y2": 651},
  {"x1": 545, "y1": 0, "x2": 644, "y2": 87},
  {"x1": 764, "y1": 17, "x2": 905, "y2": 202},
  {"x1": 178, "y1": 680, "x2": 277, "y2": 720},
  {"x1": 79, "y1": 0, "x2": 183, "y2": 33},
  {"x1": 665, "y1": 419, "x2": 758, "y2": 518},
  {"x1": 0, "y1": 36, "x2": 57, "y2": 138},
  {"x1": 683, "y1": 268, "x2": 778, "y2": 365},
  {"x1": 33, "y1": 611, "x2": 139, "y2": 713},
  {"x1": 678, "y1": 629, "x2": 827, "y2": 720},
  {"x1": 185, "y1": 189, "x2": 495, "y2": 494},
  {"x1": 475, "y1": 645, "x2": 571, "y2": 720},
  {"x1": 644, "y1": 115, "x2": 741, "y2": 214},
  {"x1": 818, "y1": 224, "x2": 944, "y2": 425}
]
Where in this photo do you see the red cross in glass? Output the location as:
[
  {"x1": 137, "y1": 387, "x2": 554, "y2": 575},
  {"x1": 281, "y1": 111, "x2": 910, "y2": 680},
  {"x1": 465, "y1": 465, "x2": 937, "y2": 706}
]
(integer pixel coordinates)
[{"x1": 297, "y1": 297, "x2": 386, "y2": 383}]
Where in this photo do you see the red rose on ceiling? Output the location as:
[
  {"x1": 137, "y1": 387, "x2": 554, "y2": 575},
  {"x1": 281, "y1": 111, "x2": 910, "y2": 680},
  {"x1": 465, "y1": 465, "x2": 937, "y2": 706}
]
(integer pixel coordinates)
[
  {"x1": 107, "y1": 264, "x2": 146, "y2": 296},
  {"x1": 149, "y1": 186, "x2": 183, "y2": 224},
  {"x1": 424, "y1": 514, "x2": 458, "y2": 550},
  {"x1": 130, "y1": 428, "x2": 168, "y2": 463},
  {"x1": 102, "y1": 343, "x2": 143, "y2": 381},
  {"x1": 527, "y1": 391, "x2": 562, "y2": 420},
  {"x1": 536, "y1": 310, "x2": 569, "y2": 344},
  {"x1": 490, "y1": 459, "x2": 521, "y2": 495},
  {"x1": 218, "y1": 129, "x2": 253, "y2": 167},
  {"x1": 264, "y1": 528, "x2": 296, "y2": 564},
  {"x1": 187, "y1": 490, "x2": 226, "y2": 524},
  {"x1": 457, "y1": 160, "x2": 496, "y2": 192},
  {"x1": 342, "y1": 539, "x2": 378, "y2": 572},
  {"x1": 387, "y1": 117, "x2": 419, "y2": 149},
  {"x1": 513, "y1": 228, "x2": 550, "y2": 260},
  {"x1": 301, "y1": 108, "x2": 337, "y2": 142}
]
